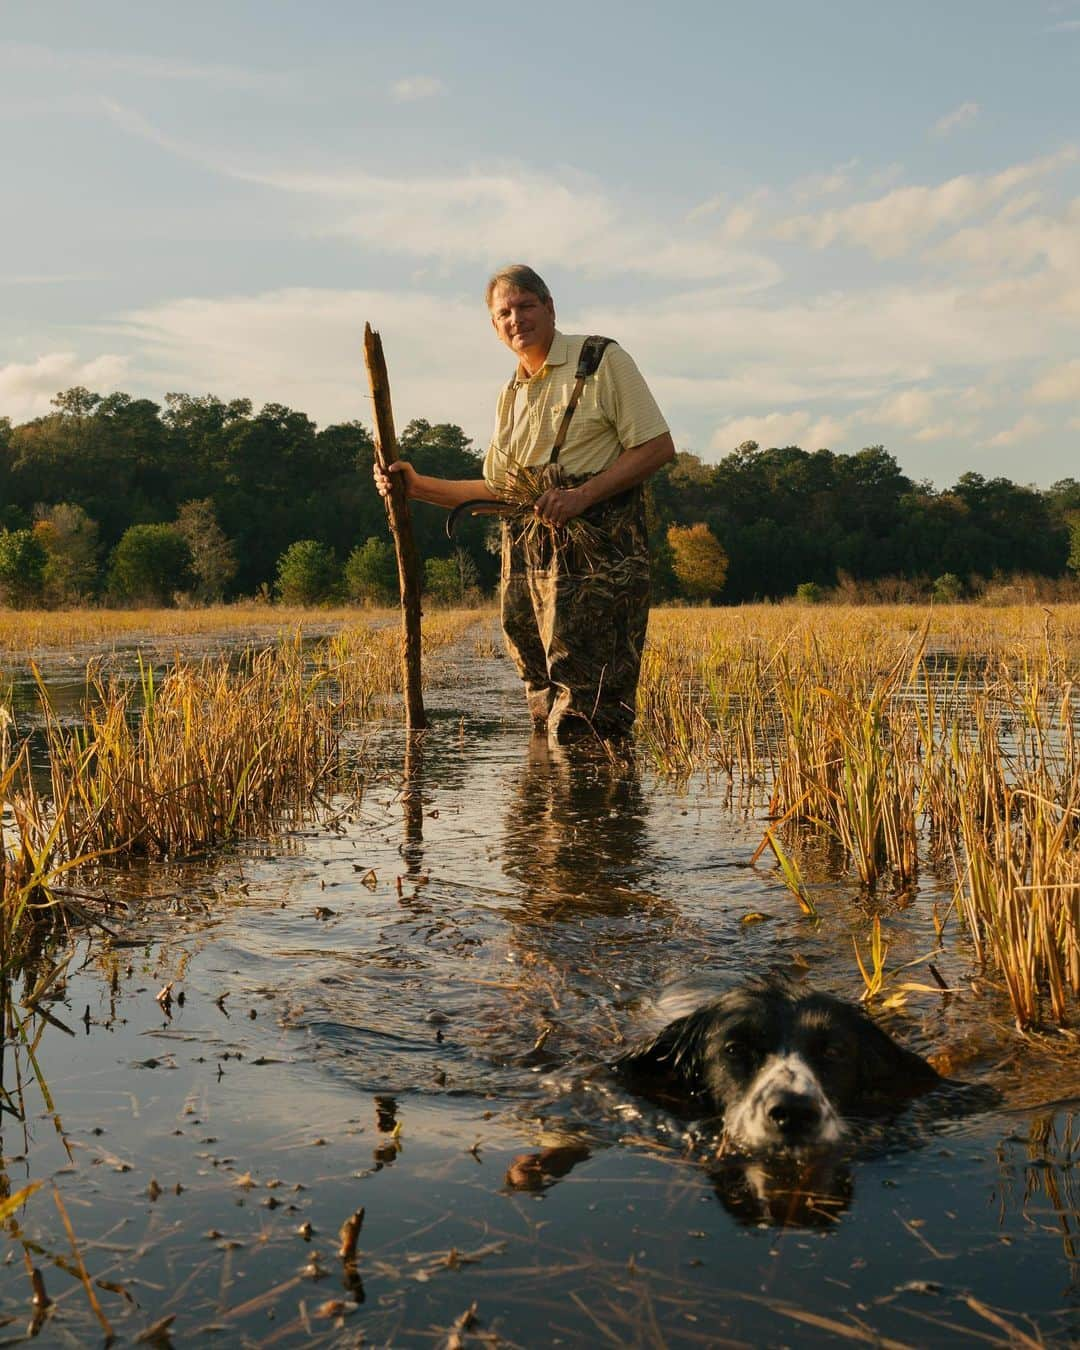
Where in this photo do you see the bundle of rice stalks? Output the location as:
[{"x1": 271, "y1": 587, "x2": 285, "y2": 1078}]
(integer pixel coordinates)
[{"x1": 499, "y1": 464, "x2": 609, "y2": 571}]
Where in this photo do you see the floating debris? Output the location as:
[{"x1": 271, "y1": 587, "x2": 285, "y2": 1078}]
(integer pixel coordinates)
[{"x1": 338, "y1": 1208, "x2": 364, "y2": 1263}]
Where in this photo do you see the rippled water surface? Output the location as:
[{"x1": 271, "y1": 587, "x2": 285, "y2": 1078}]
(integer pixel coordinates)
[{"x1": 3, "y1": 630, "x2": 1080, "y2": 1346}]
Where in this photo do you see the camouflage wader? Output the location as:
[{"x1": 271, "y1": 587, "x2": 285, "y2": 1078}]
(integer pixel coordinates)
[{"x1": 500, "y1": 464, "x2": 651, "y2": 742}]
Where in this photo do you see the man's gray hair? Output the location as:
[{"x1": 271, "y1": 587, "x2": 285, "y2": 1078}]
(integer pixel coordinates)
[{"x1": 485, "y1": 264, "x2": 552, "y2": 308}]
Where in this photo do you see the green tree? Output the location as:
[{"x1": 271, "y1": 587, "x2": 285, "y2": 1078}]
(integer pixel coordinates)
[
  {"x1": 424, "y1": 557, "x2": 458, "y2": 603},
  {"x1": 0, "y1": 529, "x2": 47, "y2": 608},
  {"x1": 398, "y1": 420, "x2": 495, "y2": 593},
  {"x1": 108, "y1": 524, "x2": 193, "y2": 605},
  {"x1": 1067, "y1": 515, "x2": 1080, "y2": 580},
  {"x1": 34, "y1": 503, "x2": 100, "y2": 604},
  {"x1": 276, "y1": 540, "x2": 339, "y2": 605},
  {"x1": 343, "y1": 537, "x2": 397, "y2": 604},
  {"x1": 176, "y1": 498, "x2": 237, "y2": 601},
  {"x1": 932, "y1": 572, "x2": 964, "y2": 602},
  {"x1": 667, "y1": 523, "x2": 728, "y2": 601},
  {"x1": 424, "y1": 549, "x2": 479, "y2": 604}
]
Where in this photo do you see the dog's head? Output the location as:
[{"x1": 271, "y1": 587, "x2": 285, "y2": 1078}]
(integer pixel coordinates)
[{"x1": 612, "y1": 982, "x2": 941, "y2": 1154}]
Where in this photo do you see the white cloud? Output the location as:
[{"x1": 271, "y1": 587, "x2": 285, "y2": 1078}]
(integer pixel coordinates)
[
  {"x1": 583, "y1": 280, "x2": 1065, "y2": 393},
  {"x1": 867, "y1": 388, "x2": 980, "y2": 443},
  {"x1": 929, "y1": 198, "x2": 1080, "y2": 319},
  {"x1": 241, "y1": 163, "x2": 781, "y2": 288},
  {"x1": 115, "y1": 288, "x2": 504, "y2": 435},
  {"x1": 793, "y1": 159, "x2": 858, "y2": 202},
  {"x1": 707, "y1": 410, "x2": 848, "y2": 454},
  {"x1": 111, "y1": 281, "x2": 976, "y2": 448},
  {"x1": 931, "y1": 197, "x2": 1080, "y2": 273},
  {"x1": 873, "y1": 388, "x2": 938, "y2": 427},
  {"x1": 932, "y1": 102, "x2": 980, "y2": 138},
  {"x1": 686, "y1": 194, "x2": 725, "y2": 223},
  {"x1": 912, "y1": 418, "x2": 976, "y2": 443},
  {"x1": 1030, "y1": 358, "x2": 1080, "y2": 402},
  {"x1": 771, "y1": 148, "x2": 1078, "y2": 258},
  {"x1": 390, "y1": 75, "x2": 445, "y2": 102},
  {"x1": 0, "y1": 352, "x2": 130, "y2": 421},
  {"x1": 983, "y1": 414, "x2": 1045, "y2": 447},
  {"x1": 722, "y1": 203, "x2": 760, "y2": 241}
]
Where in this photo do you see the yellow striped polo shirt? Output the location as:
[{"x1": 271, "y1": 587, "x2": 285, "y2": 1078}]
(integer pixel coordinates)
[{"x1": 482, "y1": 331, "x2": 669, "y2": 493}]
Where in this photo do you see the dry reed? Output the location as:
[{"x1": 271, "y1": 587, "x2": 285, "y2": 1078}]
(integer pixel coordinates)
[
  {"x1": 640, "y1": 604, "x2": 1080, "y2": 1028},
  {"x1": 1, "y1": 612, "x2": 482, "y2": 940}
]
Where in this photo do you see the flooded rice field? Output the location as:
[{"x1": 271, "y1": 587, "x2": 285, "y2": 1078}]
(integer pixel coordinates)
[{"x1": 4, "y1": 624, "x2": 1080, "y2": 1346}]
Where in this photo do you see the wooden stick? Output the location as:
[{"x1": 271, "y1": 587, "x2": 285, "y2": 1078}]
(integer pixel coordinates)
[{"x1": 363, "y1": 323, "x2": 427, "y2": 729}]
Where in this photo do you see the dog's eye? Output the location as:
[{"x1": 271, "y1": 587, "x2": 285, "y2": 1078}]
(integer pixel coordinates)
[{"x1": 723, "y1": 1040, "x2": 746, "y2": 1059}]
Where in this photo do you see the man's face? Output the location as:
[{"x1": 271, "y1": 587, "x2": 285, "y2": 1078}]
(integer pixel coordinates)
[{"x1": 489, "y1": 284, "x2": 556, "y2": 362}]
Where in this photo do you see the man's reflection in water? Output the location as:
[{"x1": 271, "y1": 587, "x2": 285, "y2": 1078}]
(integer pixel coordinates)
[
  {"x1": 502, "y1": 733, "x2": 652, "y2": 914},
  {"x1": 497, "y1": 733, "x2": 683, "y2": 1031}
]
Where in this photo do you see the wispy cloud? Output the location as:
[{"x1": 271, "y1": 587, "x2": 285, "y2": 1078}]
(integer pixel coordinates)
[
  {"x1": 0, "y1": 40, "x2": 293, "y2": 92},
  {"x1": 1029, "y1": 358, "x2": 1080, "y2": 402},
  {"x1": 391, "y1": 75, "x2": 445, "y2": 102},
  {"x1": 932, "y1": 101, "x2": 980, "y2": 138},
  {"x1": 792, "y1": 160, "x2": 858, "y2": 202},
  {"x1": 983, "y1": 414, "x2": 1045, "y2": 447},
  {"x1": 101, "y1": 100, "x2": 782, "y2": 288}
]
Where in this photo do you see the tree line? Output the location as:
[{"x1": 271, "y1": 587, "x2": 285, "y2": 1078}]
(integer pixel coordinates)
[{"x1": 0, "y1": 386, "x2": 1077, "y2": 607}]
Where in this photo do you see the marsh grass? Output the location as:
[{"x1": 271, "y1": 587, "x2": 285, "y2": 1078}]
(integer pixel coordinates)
[
  {"x1": 40, "y1": 642, "x2": 344, "y2": 859},
  {"x1": 1, "y1": 611, "x2": 481, "y2": 946},
  {"x1": 640, "y1": 605, "x2": 1080, "y2": 1028},
  {"x1": 0, "y1": 603, "x2": 404, "y2": 656}
]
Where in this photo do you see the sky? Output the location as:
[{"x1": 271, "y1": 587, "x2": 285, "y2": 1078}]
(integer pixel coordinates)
[{"x1": 1, "y1": 0, "x2": 1078, "y2": 488}]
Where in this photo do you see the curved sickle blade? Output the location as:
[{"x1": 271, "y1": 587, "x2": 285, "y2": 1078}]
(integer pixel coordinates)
[{"x1": 445, "y1": 498, "x2": 516, "y2": 539}]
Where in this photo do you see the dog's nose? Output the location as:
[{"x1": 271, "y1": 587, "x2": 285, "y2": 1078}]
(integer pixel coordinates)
[{"x1": 767, "y1": 1092, "x2": 821, "y2": 1140}]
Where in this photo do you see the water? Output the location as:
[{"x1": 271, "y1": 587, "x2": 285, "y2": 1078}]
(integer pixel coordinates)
[{"x1": 3, "y1": 633, "x2": 1080, "y2": 1346}]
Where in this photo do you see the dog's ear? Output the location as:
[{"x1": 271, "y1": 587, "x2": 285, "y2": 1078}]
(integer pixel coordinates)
[
  {"x1": 855, "y1": 1015, "x2": 941, "y2": 1102},
  {"x1": 611, "y1": 1007, "x2": 715, "y2": 1087}
]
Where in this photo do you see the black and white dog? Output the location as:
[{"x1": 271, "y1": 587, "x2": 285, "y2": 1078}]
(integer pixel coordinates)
[{"x1": 610, "y1": 980, "x2": 941, "y2": 1153}]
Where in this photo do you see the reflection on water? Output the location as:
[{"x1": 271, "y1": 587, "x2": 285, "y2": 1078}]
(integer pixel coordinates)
[
  {"x1": 504, "y1": 1137, "x2": 854, "y2": 1228},
  {"x1": 3, "y1": 639, "x2": 1080, "y2": 1345},
  {"x1": 502, "y1": 734, "x2": 651, "y2": 909},
  {"x1": 400, "y1": 731, "x2": 425, "y2": 877}
]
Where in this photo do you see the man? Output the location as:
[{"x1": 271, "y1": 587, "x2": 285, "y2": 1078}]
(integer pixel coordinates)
[{"x1": 374, "y1": 264, "x2": 674, "y2": 742}]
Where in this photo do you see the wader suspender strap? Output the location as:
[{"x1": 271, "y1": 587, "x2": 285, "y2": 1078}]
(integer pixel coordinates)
[
  {"x1": 445, "y1": 335, "x2": 616, "y2": 538},
  {"x1": 548, "y1": 335, "x2": 616, "y2": 466}
]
